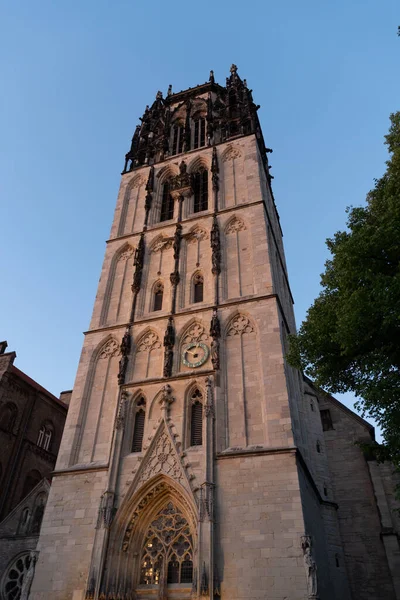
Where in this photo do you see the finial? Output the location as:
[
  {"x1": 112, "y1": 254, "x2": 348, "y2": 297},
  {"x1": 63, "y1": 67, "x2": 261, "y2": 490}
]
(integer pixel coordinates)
[
  {"x1": 243, "y1": 79, "x2": 247, "y2": 88},
  {"x1": 156, "y1": 90, "x2": 163, "y2": 100},
  {"x1": 209, "y1": 70, "x2": 215, "y2": 83},
  {"x1": 230, "y1": 64, "x2": 238, "y2": 75},
  {"x1": 167, "y1": 84, "x2": 172, "y2": 96}
]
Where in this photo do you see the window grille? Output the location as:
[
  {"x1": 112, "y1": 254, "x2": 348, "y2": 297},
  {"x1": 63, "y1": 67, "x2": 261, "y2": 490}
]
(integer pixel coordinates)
[
  {"x1": 140, "y1": 502, "x2": 193, "y2": 585},
  {"x1": 171, "y1": 125, "x2": 184, "y2": 156},
  {"x1": 320, "y1": 409, "x2": 334, "y2": 431},
  {"x1": 160, "y1": 181, "x2": 174, "y2": 222},
  {"x1": 43, "y1": 430, "x2": 52, "y2": 451},
  {"x1": 193, "y1": 170, "x2": 208, "y2": 213},
  {"x1": 190, "y1": 392, "x2": 203, "y2": 446},
  {"x1": 132, "y1": 408, "x2": 145, "y2": 453},
  {"x1": 193, "y1": 274, "x2": 204, "y2": 303},
  {"x1": 167, "y1": 558, "x2": 180, "y2": 583},
  {"x1": 193, "y1": 118, "x2": 206, "y2": 149},
  {"x1": 153, "y1": 282, "x2": 164, "y2": 311}
]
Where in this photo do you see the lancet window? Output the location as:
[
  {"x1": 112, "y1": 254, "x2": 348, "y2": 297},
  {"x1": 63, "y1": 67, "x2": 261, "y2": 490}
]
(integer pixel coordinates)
[
  {"x1": 153, "y1": 281, "x2": 164, "y2": 311},
  {"x1": 190, "y1": 388, "x2": 203, "y2": 447},
  {"x1": 160, "y1": 181, "x2": 174, "y2": 222},
  {"x1": 193, "y1": 118, "x2": 206, "y2": 149},
  {"x1": 139, "y1": 502, "x2": 193, "y2": 586},
  {"x1": 37, "y1": 422, "x2": 53, "y2": 451},
  {"x1": 171, "y1": 124, "x2": 184, "y2": 156},
  {"x1": 132, "y1": 397, "x2": 146, "y2": 453},
  {"x1": 193, "y1": 169, "x2": 208, "y2": 213},
  {"x1": 193, "y1": 273, "x2": 204, "y2": 303}
]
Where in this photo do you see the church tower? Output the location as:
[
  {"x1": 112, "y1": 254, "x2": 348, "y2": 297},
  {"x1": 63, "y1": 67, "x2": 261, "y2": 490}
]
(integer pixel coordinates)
[{"x1": 30, "y1": 66, "x2": 351, "y2": 600}]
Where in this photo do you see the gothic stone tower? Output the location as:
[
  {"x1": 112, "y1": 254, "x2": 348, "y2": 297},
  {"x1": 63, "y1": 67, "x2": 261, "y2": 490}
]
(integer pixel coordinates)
[{"x1": 30, "y1": 66, "x2": 351, "y2": 600}]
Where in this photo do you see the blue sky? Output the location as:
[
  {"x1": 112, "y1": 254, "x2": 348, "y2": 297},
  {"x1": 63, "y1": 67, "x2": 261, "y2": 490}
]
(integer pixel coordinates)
[{"x1": 1, "y1": 1, "x2": 399, "y2": 436}]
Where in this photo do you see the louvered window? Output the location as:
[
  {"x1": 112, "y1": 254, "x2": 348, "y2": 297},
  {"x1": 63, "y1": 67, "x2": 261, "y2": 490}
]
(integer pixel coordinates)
[
  {"x1": 320, "y1": 409, "x2": 334, "y2": 431},
  {"x1": 171, "y1": 125, "x2": 184, "y2": 156},
  {"x1": 193, "y1": 118, "x2": 206, "y2": 149},
  {"x1": 193, "y1": 274, "x2": 204, "y2": 303},
  {"x1": 132, "y1": 409, "x2": 145, "y2": 452},
  {"x1": 153, "y1": 282, "x2": 164, "y2": 311},
  {"x1": 190, "y1": 399, "x2": 203, "y2": 446},
  {"x1": 193, "y1": 170, "x2": 208, "y2": 213},
  {"x1": 160, "y1": 181, "x2": 174, "y2": 222}
]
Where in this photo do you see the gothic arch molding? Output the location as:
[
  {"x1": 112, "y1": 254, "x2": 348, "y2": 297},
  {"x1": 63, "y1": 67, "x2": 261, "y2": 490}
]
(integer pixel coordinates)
[
  {"x1": 99, "y1": 242, "x2": 135, "y2": 327},
  {"x1": 118, "y1": 174, "x2": 146, "y2": 236},
  {"x1": 70, "y1": 335, "x2": 120, "y2": 466},
  {"x1": 177, "y1": 318, "x2": 209, "y2": 372},
  {"x1": 187, "y1": 155, "x2": 210, "y2": 174},
  {"x1": 104, "y1": 475, "x2": 198, "y2": 596},
  {"x1": 129, "y1": 327, "x2": 162, "y2": 381}
]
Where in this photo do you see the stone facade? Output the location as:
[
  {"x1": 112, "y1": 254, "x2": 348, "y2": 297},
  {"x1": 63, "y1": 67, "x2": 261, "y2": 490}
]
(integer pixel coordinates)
[{"x1": 28, "y1": 66, "x2": 399, "y2": 600}]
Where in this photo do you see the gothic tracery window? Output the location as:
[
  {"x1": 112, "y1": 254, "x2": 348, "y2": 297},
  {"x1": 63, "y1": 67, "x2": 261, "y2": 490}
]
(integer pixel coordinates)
[
  {"x1": 139, "y1": 502, "x2": 193, "y2": 586},
  {"x1": 3, "y1": 553, "x2": 34, "y2": 600},
  {"x1": 160, "y1": 181, "x2": 174, "y2": 222},
  {"x1": 193, "y1": 169, "x2": 208, "y2": 213}
]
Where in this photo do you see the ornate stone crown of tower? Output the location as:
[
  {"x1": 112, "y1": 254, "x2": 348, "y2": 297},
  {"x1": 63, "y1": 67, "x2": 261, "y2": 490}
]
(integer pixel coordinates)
[{"x1": 29, "y1": 66, "x2": 352, "y2": 600}]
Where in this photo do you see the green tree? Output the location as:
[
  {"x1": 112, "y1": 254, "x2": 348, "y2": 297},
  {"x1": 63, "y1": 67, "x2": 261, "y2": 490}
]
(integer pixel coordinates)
[{"x1": 287, "y1": 112, "x2": 400, "y2": 465}]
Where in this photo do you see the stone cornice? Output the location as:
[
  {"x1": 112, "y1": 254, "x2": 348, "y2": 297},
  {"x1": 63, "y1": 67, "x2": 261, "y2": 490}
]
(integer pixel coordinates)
[
  {"x1": 84, "y1": 293, "x2": 289, "y2": 336},
  {"x1": 52, "y1": 462, "x2": 109, "y2": 477}
]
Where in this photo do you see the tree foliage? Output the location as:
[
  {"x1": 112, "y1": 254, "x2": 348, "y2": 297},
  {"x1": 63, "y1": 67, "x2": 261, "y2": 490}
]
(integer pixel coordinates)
[{"x1": 287, "y1": 112, "x2": 400, "y2": 464}]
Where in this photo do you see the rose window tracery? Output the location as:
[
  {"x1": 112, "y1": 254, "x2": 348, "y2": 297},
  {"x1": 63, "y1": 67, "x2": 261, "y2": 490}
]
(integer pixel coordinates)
[
  {"x1": 140, "y1": 502, "x2": 193, "y2": 586},
  {"x1": 3, "y1": 553, "x2": 32, "y2": 600}
]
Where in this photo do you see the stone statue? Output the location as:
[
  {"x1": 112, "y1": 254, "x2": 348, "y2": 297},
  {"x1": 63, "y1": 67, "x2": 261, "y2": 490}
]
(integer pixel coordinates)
[
  {"x1": 20, "y1": 551, "x2": 37, "y2": 600},
  {"x1": 302, "y1": 537, "x2": 318, "y2": 597},
  {"x1": 211, "y1": 338, "x2": 220, "y2": 370}
]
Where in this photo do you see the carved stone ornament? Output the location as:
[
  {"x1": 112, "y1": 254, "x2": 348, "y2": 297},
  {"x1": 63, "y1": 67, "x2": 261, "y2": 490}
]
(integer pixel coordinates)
[
  {"x1": 301, "y1": 535, "x2": 318, "y2": 598},
  {"x1": 118, "y1": 246, "x2": 134, "y2": 262},
  {"x1": 222, "y1": 144, "x2": 242, "y2": 162},
  {"x1": 123, "y1": 65, "x2": 262, "y2": 173},
  {"x1": 170, "y1": 161, "x2": 193, "y2": 198},
  {"x1": 121, "y1": 478, "x2": 196, "y2": 553},
  {"x1": 137, "y1": 332, "x2": 161, "y2": 353},
  {"x1": 173, "y1": 224, "x2": 182, "y2": 260},
  {"x1": 187, "y1": 226, "x2": 208, "y2": 244},
  {"x1": 204, "y1": 376, "x2": 215, "y2": 419},
  {"x1": 19, "y1": 551, "x2": 38, "y2": 600},
  {"x1": 183, "y1": 322, "x2": 208, "y2": 345},
  {"x1": 100, "y1": 490, "x2": 115, "y2": 529},
  {"x1": 163, "y1": 317, "x2": 175, "y2": 378},
  {"x1": 99, "y1": 339, "x2": 119, "y2": 359},
  {"x1": 170, "y1": 271, "x2": 180, "y2": 287},
  {"x1": 132, "y1": 233, "x2": 145, "y2": 293},
  {"x1": 211, "y1": 145, "x2": 219, "y2": 191},
  {"x1": 152, "y1": 238, "x2": 172, "y2": 253},
  {"x1": 226, "y1": 216, "x2": 246, "y2": 234},
  {"x1": 227, "y1": 314, "x2": 254, "y2": 336},
  {"x1": 210, "y1": 215, "x2": 221, "y2": 275},
  {"x1": 130, "y1": 175, "x2": 146, "y2": 189},
  {"x1": 139, "y1": 429, "x2": 182, "y2": 484},
  {"x1": 118, "y1": 329, "x2": 131, "y2": 385}
]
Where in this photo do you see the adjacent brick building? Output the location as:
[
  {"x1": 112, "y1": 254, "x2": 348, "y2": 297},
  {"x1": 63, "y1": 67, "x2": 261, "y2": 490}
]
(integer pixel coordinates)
[
  {"x1": 0, "y1": 343, "x2": 69, "y2": 599},
  {"x1": 23, "y1": 66, "x2": 400, "y2": 600}
]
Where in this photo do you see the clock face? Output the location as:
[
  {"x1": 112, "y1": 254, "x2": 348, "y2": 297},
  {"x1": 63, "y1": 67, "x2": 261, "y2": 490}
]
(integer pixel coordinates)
[{"x1": 182, "y1": 342, "x2": 209, "y2": 368}]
